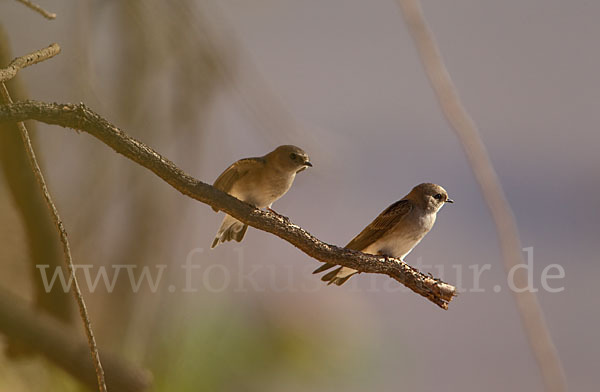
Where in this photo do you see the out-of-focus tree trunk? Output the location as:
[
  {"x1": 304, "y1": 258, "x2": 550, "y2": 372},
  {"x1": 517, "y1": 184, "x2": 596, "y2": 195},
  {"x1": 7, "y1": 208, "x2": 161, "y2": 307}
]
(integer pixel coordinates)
[
  {"x1": 96, "y1": 0, "x2": 231, "y2": 347},
  {"x1": 0, "y1": 27, "x2": 71, "y2": 356}
]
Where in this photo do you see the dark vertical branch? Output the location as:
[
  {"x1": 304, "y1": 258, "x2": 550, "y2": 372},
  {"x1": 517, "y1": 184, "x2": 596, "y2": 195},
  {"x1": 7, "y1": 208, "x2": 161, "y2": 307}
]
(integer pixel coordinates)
[
  {"x1": 0, "y1": 84, "x2": 107, "y2": 391},
  {"x1": 0, "y1": 42, "x2": 108, "y2": 391},
  {"x1": 0, "y1": 31, "x2": 71, "y2": 335}
]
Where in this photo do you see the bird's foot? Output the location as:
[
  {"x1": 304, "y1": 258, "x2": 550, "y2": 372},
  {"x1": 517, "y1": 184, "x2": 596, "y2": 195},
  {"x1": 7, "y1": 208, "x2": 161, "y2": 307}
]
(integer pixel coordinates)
[
  {"x1": 267, "y1": 207, "x2": 290, "y2": 222},
  {"x1": 379, "y1": 254, "x2": 392, "y2": 263}
]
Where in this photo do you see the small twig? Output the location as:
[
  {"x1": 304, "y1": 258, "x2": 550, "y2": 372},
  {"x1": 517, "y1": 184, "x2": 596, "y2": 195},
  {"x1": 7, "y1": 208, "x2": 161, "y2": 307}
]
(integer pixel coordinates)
[
  {"x1": 15, "y1": 0, "x2": 56, "y2": 20},
  {"x1": 0, "y1": 43, "x2": 60, "y2": 82},
  {"x1": 396, "y1": 0, "x2": 567, "y2": 390},
  {"x1": 0, "y1": 100, "x2": 457, "y2": 309},
  {"x1": 0, "y1": 88, "x2": 107, "y2": 392}
]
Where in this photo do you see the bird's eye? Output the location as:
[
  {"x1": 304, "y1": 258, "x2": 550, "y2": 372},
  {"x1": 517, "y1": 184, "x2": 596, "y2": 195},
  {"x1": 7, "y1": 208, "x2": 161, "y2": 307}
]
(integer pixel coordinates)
[
  {"x1": 434, "y1": 193, "x2": 443, "y2": 200},
  {"x1": 289, "y1": 153, "x2": 297, "y2": 160}
]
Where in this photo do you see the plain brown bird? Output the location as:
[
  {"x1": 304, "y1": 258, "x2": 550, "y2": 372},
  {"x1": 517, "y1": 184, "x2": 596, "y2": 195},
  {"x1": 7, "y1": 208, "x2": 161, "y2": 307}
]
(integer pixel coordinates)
[
  {"x1": 313, "y1": 183, "x2": 453, "y2": 285},
  {"x1": 211, "y1": 145, "x2": 312, "y2": 248}
]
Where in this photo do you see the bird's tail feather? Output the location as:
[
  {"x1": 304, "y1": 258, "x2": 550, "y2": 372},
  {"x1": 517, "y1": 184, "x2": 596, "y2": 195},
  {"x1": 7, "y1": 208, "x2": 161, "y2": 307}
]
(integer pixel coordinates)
[
  {"x1": 312, "y1": 262, "x2": 336, "y2": 274},
  {"x1": 318, "y1": 265, "x2": 358, "y2": 286},
  {"x1": 211, "y1": 215, "x2": 248, "y2": 248}
]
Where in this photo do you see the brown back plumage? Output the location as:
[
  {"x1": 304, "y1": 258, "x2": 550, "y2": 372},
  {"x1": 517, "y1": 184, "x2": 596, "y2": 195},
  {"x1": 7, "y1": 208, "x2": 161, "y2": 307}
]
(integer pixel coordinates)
[
  {"x1": 211, "y1": 157, "x2": 266, "y2": 212},
  {"x1": 344, "y1": 199, "x2": 413, "y2": 251}
]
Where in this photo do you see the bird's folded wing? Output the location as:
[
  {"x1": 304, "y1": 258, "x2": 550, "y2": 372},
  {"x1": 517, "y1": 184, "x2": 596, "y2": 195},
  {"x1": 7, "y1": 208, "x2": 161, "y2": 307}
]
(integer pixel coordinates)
[
  {"x1": 312, "y1": 199, "x2": 412, "y2": 274},
  {"x1": 344, "y1": 199, "x2": 412, "y2": 251},
  {"x1": 212, "y1": 157, "x2": 266, "y2": 212}
]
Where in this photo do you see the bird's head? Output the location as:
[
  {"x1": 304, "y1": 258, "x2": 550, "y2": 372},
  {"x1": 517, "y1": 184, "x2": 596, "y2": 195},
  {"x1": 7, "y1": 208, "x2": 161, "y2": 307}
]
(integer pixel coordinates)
[
  {"x1": 409, "y1": 183, "x2": 453, "y2": 212},
  {"x1": 270, "y1": 145, "x2": 312, "y2": 173}
]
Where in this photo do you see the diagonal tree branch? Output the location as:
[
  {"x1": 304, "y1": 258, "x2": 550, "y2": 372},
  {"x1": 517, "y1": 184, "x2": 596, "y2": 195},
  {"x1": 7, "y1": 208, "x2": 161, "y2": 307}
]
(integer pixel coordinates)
[{"x1": 0, "y1": 100, "x2": 457, "y2": 309}]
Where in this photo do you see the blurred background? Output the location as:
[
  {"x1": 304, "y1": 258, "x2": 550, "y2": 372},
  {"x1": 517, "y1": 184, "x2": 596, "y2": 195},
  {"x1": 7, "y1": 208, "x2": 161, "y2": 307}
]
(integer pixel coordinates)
[{"x1": 0, "y1": 0, "x2": 598, "y2": 391}]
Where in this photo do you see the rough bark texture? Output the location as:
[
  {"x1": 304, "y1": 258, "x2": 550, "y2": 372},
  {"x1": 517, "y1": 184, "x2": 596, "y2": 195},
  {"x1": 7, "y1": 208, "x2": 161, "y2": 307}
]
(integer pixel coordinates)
[
  {"x1": 0, "y1": 100, "x2": 457, "y2": 309},
  {"x1": 0, "y1": 43, "x2": 60, "y2": 82}
]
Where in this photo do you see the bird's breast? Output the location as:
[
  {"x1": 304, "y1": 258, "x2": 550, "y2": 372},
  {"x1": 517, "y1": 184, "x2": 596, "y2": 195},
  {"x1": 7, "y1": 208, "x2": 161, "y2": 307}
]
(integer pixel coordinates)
[
  {"x1": 232, "y1": 171, "x2": 295, "y2": 208},
  {"x1": 365, "y1": 211, "x2": 437, "y2": 259},
  {"x1": 365, "y1": 233, "x2": 423, "y2": 260}
]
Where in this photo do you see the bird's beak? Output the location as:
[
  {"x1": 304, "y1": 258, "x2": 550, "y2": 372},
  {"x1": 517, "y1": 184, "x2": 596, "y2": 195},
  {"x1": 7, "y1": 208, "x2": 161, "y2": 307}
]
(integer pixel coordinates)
[
  {"x1": 304, "y1": 161, "x2": 313, "y2": 167},
  {"x1": 446, "y1": 198, "x2": 454, "y2": 203}
]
